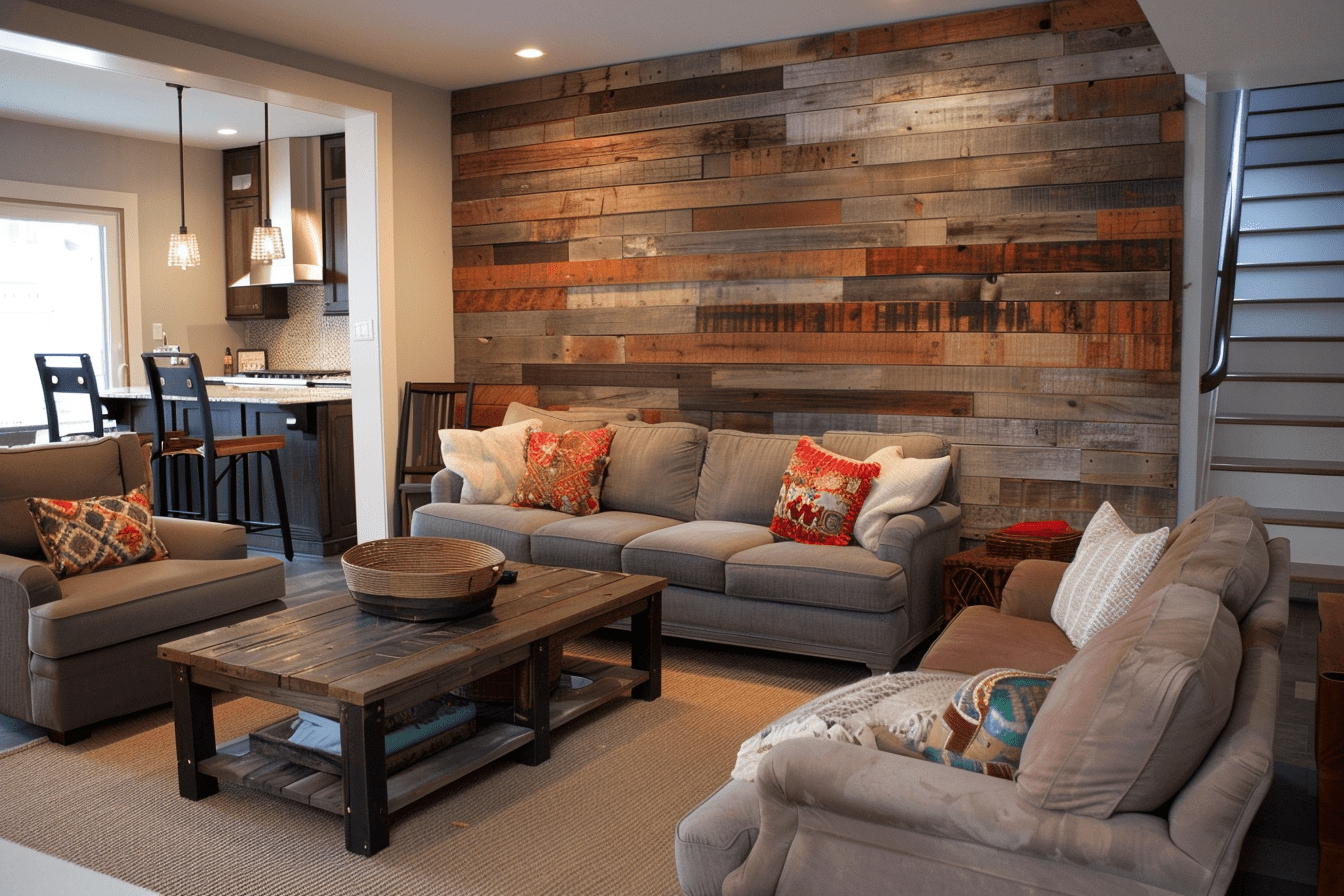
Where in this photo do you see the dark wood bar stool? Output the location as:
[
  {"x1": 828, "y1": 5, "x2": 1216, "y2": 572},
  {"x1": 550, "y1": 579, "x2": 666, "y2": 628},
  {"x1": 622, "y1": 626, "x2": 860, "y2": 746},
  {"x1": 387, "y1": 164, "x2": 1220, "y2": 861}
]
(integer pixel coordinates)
[
  {"x1": 34, "y1": 352, "x2": 110, "y2": 441},
  {"x1": 141, "y1": 352, "x2": 294, "y2": 560},
  {"x1": 393, "y1": 381, "x2": 474, "y2": 536}
]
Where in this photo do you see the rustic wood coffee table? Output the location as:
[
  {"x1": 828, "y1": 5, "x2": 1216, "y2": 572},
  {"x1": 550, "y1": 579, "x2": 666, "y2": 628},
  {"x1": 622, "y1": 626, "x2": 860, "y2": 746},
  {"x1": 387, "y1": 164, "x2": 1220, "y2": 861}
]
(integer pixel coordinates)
[{"x1": 158, "y1": 563, "x2": 664, "y2": 855}]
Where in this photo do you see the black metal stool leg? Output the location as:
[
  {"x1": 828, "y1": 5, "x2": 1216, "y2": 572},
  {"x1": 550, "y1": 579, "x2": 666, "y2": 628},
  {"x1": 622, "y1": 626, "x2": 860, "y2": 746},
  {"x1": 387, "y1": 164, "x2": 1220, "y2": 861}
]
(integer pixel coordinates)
[{"x1": 264, "y1": 449, "x2": 294, "y2": 561}]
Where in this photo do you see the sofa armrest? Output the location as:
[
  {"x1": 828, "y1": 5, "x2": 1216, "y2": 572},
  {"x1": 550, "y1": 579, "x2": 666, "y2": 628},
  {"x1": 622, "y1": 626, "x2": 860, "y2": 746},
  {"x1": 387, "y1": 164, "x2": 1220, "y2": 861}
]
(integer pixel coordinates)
[
  {"x1": 723, "y1": 738, "x2": 1207, "y2": 896},
  {"x1": 430, "y1": 467, "x2": 464, "y2": 503},
  {"x1": 153, "y1": 517, "x2": 249, "y2": 560},
  {"x1": 0, "y1": 553, "x2": 62, "y2": 610},
  {"x1": 0, "y1": 554, "x2": 63, "y2": 723},
  {"x1": 875, "y1": 501, "x2": 962, "y2": 638},
  {"x1": 999, "y1": 558, "x2": 1069, "y2": 621}
]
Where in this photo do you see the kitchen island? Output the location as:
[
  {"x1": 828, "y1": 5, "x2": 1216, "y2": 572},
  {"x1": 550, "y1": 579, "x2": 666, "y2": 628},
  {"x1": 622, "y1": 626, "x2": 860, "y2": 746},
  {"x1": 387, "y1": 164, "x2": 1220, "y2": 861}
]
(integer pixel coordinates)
[{"x1": 104, "y1": 384, "x2": 356, "y2": 557}]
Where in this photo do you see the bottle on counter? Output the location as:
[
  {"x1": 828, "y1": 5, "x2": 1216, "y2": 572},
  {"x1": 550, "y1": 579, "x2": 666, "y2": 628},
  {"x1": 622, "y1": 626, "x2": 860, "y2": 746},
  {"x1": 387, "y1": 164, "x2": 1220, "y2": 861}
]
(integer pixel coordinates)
[{"x1": 223, "y1": 347, "x2": 235, "y2": 377}]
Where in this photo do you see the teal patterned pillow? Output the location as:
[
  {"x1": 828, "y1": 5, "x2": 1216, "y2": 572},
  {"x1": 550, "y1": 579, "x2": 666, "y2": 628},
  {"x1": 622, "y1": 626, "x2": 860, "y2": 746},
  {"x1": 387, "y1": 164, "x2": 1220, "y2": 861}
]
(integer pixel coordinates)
[{"x1": 918, "y1": 668, "x2": 1055, "y2": 778}]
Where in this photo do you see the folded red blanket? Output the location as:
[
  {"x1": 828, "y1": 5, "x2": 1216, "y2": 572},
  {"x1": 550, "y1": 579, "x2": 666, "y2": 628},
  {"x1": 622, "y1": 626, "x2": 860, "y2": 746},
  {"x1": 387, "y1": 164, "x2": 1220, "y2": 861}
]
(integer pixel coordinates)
[{"x1": 1001, "y1": 520, "x2": 1073, "y2": 537}]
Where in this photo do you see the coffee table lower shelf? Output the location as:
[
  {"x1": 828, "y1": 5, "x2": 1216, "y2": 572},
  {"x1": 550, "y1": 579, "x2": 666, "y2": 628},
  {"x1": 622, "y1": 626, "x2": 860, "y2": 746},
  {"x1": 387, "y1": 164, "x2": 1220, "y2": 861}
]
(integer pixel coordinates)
[{"x1": 199, "y1": 659, "x2": 646, "y2": 816}]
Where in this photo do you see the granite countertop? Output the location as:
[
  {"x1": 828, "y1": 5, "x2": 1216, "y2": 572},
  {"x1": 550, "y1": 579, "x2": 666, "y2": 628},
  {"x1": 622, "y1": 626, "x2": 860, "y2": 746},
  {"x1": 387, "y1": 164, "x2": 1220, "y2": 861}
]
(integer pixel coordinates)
[{"x1": 104, "y1": 385, "x2": 352, "y2": 405}]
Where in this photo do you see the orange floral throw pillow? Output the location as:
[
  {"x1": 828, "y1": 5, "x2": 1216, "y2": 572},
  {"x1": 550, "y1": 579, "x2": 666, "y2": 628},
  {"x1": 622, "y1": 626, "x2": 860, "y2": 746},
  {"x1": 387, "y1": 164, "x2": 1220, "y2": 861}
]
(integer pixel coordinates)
[
  {"x1": 511, "y1": 427, "x2": 615, "y2": 516},
  {"x1": 770, "y1": 436, "x2": 880, "y2": 546},
  {"x1": 26, "y1": 489, "x2": 169, "y2": 579}
]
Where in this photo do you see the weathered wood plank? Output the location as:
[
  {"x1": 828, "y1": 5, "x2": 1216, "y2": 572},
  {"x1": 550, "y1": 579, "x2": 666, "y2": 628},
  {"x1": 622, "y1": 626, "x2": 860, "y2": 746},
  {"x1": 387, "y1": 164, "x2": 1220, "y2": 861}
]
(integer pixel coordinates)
[
  {"x1": 454, "y1": 156, "x2": 704, "y2": 202},
  {"x1": 708, "y1": 363, "x2": 1173, "y2": 397},
  {"x1": 958, "y1": 445, "x2": 1080, "y2": 481},
  {"x1": 842, "y1": 5, "x2": 1054, "y2": 57},
  {"x1": 1054, "y1": 73, "x2": 1184, "y2": 120},
  {"x1": 453, "y1": 250, "x2": 866, "y2": 290},
  {"x1": 540, "y1": 62, "x2": 645, "y2": 102},
  {"x1": 589, "y1": 67, "x2": 783, "y2": 116},
  {"x1": 454, "y1": 288, "x2": 567, "y2": 313},
  {"x1": 598, "y1": 210, "x2": 695, "y2": 236},
  {"x1": 453, "y1": 94, "x2": 590, "y2": 136},
  {"x1": 521, "y1": 363, "x2": 714, "y2": 389},
  {"x1": 457, "y1": 335, "x2": 626, "y2": 366},
  {"x1": 1037, "y1": 44, "x2": 1172, "y2": 86},
  {"x1": 946, "y1": 211, "x2": 1099, "y2": 244},
  {"x1": 694, "y1": 200, "x2": 842, "y2": 232},
  {"x1": 1080, "y1": 449, "x2": 1177, "y2": 487},
  {"x1": 789, "y1": 32, "x2": 1062, "y2": 90},
  {"x1": 574, "y1": 91, "x2": 793, "y2": 140},
  {"x1": 630, "y1": 222, "x2": 906, "y2": 257},
  {"x1": 1002, "y1": 239, "x2": 1171, "y2": 272},
  {"x1": 1057, "y1": 420, "x2": 1179, "y2": 453},
  {"x1": 452, "y1": 218, "x2": 601, "y2": 248},
  {"x1": 1097, "y1": 206, "x2": 1182, "y2": 239},
  {"x1": 1062, "y1": 21, "x2": 1159, "y2": 54},
  {"x1": 566, "y1": 236, "x2": 624, "y2": 261},
  {"x1": 699, "y1": 279, "x2": 846, "y2": 305},
  {"x1": 787, "y1": 86, "x2": 1056, "y2": 145},
  {"x1": 680, "y1": 388, "x2": 974, "y2": 417},
  {"x1": 868, "y1": 245, "x2": 1006, "y2": 275},
  {"x1": 873, "y1": 60, "x2": 1042, "y2": 105},
  {"x1": 842, "y1": 178, "x2": 1183, "y2": 223},
  {"x1": 1051, "y1": 0, "x2": 1149, "y2": 31},
  {"x1": 534, "y1": 386, "x2": 681, "y2": 409},
  {"x1": 567, "y1": 283, "x2": 700, "y2": 308},
  {"x1": 975, "y1": 391, "x2": 1178, "y2": 423},
  {"x1": 491, "y1": 241, "x2": 569, "y2": 265},
  {"x1": 455, "y1": 306, "x2": 697, "y2": 337}
]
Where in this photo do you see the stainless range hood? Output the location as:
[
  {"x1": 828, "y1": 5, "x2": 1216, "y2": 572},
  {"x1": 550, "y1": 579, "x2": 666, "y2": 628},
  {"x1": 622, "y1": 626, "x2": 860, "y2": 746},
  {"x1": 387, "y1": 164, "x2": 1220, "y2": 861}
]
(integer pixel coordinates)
[{"x1": 232, "y1": 137, "x2": 324, "y2": 287}]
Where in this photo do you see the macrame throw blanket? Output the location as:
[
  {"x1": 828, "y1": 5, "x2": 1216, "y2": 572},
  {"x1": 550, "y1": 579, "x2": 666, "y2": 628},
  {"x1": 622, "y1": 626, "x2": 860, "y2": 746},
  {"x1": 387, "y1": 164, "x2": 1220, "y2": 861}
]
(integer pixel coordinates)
[{"x1": 731, "y1": 670, "x2": 966, "y2": 782}]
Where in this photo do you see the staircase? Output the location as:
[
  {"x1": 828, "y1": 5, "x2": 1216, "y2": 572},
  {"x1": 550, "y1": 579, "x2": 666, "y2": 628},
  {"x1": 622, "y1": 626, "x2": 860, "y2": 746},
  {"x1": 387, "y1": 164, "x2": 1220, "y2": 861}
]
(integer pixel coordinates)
[{"x1": 1204, "y1": 80, "x2": 1344, "y2": 588}]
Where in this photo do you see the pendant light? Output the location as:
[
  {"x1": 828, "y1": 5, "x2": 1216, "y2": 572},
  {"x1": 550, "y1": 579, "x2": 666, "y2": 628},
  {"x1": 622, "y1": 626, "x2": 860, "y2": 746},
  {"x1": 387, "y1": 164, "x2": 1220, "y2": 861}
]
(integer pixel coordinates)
[
  {"x1": 250, "y1": 102, "x2": 285, "y2": 264},
  {"x1": 166, "y1": 84, "x2": 201, "y2": 270}
]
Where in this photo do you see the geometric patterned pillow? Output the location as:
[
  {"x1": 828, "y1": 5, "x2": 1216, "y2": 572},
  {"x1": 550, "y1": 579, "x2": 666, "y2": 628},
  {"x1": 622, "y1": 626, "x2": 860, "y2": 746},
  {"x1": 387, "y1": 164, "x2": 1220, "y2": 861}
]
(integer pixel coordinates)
[
  {"x1": 918, "y1": 667, "x2": 1056, "y2": 779},
  {"x1": 1050, "y1": 501, "x2": 1169, "y2": 648},
  {"x1": 25, "y1": 488, "x2": 169, "y2": 579},
  {"x1": 511, "y1": 427, "x2": 614, "y2": 516},
  {"x1": 770, "y1": 436, "x2": 880, "y2": 546}
]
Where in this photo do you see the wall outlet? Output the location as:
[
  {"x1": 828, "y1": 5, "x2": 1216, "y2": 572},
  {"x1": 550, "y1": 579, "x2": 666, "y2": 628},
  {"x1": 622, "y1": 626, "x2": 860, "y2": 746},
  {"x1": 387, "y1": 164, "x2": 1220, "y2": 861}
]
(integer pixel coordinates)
[{"x1": 152, "y1": 323, "x2": 164, "y2": 340}]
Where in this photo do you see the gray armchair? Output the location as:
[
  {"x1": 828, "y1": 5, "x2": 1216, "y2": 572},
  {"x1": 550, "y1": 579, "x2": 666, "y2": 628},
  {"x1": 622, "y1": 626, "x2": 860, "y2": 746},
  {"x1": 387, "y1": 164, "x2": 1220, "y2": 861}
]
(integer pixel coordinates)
[{"x1": 0, "y1": 434, "x2": 286, "y2": 743}]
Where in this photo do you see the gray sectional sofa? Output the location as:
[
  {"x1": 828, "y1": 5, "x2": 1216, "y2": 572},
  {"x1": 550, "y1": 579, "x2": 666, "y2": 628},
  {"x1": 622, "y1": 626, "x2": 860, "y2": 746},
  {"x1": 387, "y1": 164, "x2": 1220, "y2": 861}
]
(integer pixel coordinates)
[{"x1": 411, "y1": 409, "x2": 961, "y2": 673}]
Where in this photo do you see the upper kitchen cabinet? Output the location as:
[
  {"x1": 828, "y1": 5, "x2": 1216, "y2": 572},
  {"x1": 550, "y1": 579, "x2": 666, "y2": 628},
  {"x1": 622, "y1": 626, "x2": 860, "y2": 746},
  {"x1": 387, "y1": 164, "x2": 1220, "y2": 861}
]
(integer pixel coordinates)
[
  {"x1": 321, "y1": 134, "x2": 348, "y2": 316},
  {"x1": 223, "y1": 145, "x2": 287, "y2": 320}
]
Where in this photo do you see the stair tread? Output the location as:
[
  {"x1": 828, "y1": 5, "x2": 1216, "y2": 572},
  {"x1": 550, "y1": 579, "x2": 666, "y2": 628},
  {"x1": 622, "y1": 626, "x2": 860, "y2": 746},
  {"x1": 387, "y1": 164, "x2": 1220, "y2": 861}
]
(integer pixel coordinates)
[
  {"x1": 1230, "y1": 336, "x2": 1344, "y2": 343},
  {"x1": 1257, "y1": 507, "x2": 1344, "y2": 528},
  {"x1": 1291, "y1": 562, "x2": 1344, "y2": 586},
  {"x1": 1216, "y1": 413, "x2": 1344, "y2": 426},
  {"x1": 1211, "y1": 456, "x2": 1344, "y2": 475},
  {"x1": 1223, "y1": 373, "x2": 1344, "y2": 384}
]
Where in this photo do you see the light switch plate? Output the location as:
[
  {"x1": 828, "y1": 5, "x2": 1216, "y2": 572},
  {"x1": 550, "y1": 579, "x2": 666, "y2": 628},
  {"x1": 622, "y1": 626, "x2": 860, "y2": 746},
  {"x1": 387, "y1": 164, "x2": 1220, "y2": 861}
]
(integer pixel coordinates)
[{"x1": 351, "y1": 319, "x2": 375, "y2": 341}]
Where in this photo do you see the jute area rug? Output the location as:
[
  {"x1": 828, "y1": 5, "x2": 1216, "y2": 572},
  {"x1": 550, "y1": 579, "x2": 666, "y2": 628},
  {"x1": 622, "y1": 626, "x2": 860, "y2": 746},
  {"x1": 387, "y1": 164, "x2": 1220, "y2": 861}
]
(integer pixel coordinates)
[{"x1": 0, "y1": 633, "x2": 864, "y2": 896}]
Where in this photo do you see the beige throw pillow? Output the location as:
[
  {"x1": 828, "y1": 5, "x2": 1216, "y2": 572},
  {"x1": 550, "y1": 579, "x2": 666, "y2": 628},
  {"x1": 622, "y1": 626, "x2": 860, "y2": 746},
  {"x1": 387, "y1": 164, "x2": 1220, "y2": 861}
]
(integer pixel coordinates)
[
  {"x1": 439, "y1": 419, "x2": 539, "y2": 505},
  {"x1": 852, "y1": 447, "x2": 952, "y2": 552},
  {"x1": 1050, "y1": 502, "x2": 1168, "y2": 648}
]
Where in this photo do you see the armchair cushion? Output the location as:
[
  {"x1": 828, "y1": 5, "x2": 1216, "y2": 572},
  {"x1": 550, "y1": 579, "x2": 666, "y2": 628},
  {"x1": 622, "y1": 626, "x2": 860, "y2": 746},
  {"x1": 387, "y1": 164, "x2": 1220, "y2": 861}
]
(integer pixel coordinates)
[{"x1": 26, "y1": 490, "x2": 167, "y2": 578}]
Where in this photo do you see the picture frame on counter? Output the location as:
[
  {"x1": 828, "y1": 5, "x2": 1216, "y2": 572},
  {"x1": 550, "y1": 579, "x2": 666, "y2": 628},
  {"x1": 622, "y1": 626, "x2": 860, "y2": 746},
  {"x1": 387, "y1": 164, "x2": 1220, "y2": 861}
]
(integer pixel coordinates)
[{"x1": 236, "y1": 348, "x2": 268, "y2": 372}]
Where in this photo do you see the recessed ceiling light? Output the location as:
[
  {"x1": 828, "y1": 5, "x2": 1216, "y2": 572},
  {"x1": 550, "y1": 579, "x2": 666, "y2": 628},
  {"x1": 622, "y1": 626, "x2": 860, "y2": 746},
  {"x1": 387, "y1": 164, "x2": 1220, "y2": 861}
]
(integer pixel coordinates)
[
  {"x1": 516, "y1": 48, "x2": 544, "y2": 59},
  {"x1": 217, "y1": 128, "x2": 238, "y2": 135}
]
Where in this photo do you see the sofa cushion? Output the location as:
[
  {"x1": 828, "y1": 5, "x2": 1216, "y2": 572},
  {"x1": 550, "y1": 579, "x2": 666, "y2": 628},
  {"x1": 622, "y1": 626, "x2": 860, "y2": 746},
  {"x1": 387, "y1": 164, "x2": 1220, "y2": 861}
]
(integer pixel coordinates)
[
  {"x1": 411, "y1": 502, "x2": 568, "y2": 563},
  {"x1": 1016, "y1": 582, "x2": 1242, "y2": 818},
  {"x1": 920, "y1": 605, "x2": 1077, "y2": 676},
  {"x1": 531, "y1": 511, "x2": 682, "y2": 572},
  {"x1": 501, "y1": 401, "x2": 612, "y2": 433},
  {"x1": 725, "y1": 542, "x2": 905, "y2": 613},
  {"x1": 27, "y1": 490, "x2": 169, "y2": 579},
  {"x1": 852, "y1": 449, "x2": 953, "y2": 553},
  {"x1": 694, "y1": 431, "x2": 799, "y2": 526},
  {"x1": 512, "y1": 427, "x2": 614, "y2": 516},
  {"x1": 1, "y1": 436, "x2": 139, "y2": 560},
  {"x1": 602, "y1": 421, "x2": 707, "y2": 522},
  {"x1": 1050, "y1": 502, "x2": 1168, "y2": 648},
  {"x1": 623, "y1": 520, "x2": 777, "y2": 592},
  {"x1": 28, "y1": 555, "x2": 283, "y2": 659},
  {"x1": 1139, "y1": 497, "x2": 1270, "y2": 620},
  {"x1": 770, "y1": 436, "x2": 878, "y2": 546},
  {"x1": 438, "y1": 419, "x2": 539, "y2": 505}
]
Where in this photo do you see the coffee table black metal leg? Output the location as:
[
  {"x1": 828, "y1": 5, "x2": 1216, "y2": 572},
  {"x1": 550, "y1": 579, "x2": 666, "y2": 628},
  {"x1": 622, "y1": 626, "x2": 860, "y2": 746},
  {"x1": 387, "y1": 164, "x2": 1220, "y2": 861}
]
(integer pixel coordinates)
[
  {"x1": 516, "y1": 638, "x2": 551, "y2": 766},
  {"x1": 631, "y1": 591, "x2": 662, "y2": 700},
  {"x1": 170, "y1": 662, "x2": 219, "y2": 800},
  {"x1": 342, "y1": 701, "x2": 389, "y2": 856}
]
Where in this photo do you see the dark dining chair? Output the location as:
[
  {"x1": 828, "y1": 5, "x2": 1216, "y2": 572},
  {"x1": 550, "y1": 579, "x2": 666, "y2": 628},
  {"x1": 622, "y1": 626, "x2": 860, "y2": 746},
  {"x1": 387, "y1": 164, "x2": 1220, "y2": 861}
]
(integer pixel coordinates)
[
  {"x1": 394, "y1": 381, "x2": 474, "y2": 536},
  {"x1": 34, "y1": 353, "x2": 109, "y2": 441},
  {"x1": 141, "y1": 351, "x2": 294, "y2": 560}
]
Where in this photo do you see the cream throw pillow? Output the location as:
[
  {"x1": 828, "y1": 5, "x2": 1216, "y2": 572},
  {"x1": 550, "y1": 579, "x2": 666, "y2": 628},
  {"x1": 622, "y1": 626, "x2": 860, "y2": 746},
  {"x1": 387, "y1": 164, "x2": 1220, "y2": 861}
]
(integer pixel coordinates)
[
  {"x1": 851, "y1": 447, "x2": 952, "y2": 552},
  {"x1": 439, "y1": 419, "x2": 539, "y2": 505},
  {"x1": 1051, "y1": 502, "x2": 1169, "y2": 648}
]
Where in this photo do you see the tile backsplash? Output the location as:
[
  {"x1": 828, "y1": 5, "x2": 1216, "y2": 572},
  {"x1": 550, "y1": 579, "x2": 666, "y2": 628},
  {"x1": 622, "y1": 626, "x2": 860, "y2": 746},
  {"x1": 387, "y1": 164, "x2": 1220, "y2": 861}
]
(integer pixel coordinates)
[{"x1": 241, "y1": 285, "x2": 350, "y2": 371}]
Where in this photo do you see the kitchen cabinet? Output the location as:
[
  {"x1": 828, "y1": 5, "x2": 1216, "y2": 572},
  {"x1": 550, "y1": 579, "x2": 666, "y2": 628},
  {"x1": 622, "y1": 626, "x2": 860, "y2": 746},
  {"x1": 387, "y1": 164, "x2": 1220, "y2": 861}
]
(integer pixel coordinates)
[
  {"x1": 222, "y1": 145, "x2": 288, "y2": 321},
  {"x1": 321, "y1": 134, "x2": 348, "y2": 315}
]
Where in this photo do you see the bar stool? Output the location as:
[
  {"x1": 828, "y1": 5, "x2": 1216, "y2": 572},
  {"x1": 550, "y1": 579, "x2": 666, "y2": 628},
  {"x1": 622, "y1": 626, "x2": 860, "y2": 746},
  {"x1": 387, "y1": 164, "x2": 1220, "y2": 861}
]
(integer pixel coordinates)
[
  {"x1": 394, "y1": 381, "x2": 474, "y2": 536},
  {"x1": 34, "y1": 352, "x2": 110, "y2": 440},
  {"x1": 141, "y1": 351, "x2": 294, "y2": 560}
]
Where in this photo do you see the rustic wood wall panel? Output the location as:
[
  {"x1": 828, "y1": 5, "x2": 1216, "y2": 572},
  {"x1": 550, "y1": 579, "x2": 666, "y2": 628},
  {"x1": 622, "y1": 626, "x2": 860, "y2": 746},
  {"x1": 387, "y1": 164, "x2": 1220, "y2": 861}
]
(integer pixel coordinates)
[{"x1": 451, "y1": 0, "x2": 1183, "y2": 539}]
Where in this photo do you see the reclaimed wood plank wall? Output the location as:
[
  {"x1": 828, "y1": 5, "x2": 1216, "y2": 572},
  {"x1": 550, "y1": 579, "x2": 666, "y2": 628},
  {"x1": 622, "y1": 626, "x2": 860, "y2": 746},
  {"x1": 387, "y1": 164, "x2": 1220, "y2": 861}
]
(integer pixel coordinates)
[{"x1": 450, "y1": 0, "x2": 1183, "y2": 539}]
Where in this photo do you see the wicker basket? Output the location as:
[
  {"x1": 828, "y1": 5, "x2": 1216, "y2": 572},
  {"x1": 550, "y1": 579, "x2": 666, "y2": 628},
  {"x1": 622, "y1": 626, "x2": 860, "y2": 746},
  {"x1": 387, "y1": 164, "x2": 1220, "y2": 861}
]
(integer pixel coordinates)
[
  {"x1": 984, "y1": 527, "x2": 1083, "y2": 562},
  {"x1": 342, "y1": 537, "x2": 505, "y2": 621}
]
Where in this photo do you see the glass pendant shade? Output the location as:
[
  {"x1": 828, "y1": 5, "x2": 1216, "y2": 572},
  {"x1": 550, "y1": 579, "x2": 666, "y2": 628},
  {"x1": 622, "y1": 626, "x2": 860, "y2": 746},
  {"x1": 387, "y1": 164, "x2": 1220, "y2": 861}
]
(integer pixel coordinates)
[
  {"x1": 251, "y1": 222, "x2": 285, "y2": 263},
  {"x1": 168, "y1": 228, "x2": 201, "y2": 270}
]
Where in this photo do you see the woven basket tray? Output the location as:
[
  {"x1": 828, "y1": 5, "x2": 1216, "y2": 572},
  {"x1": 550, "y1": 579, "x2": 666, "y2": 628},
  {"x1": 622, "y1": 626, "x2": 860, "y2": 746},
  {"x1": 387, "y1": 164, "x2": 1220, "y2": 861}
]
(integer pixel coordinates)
[
  {"x1": 342, "y1": 537, "x2": 505, "y2": 621},
  {"x1": 984, "y1": 527, "x2": 1082, "y2": 562}
]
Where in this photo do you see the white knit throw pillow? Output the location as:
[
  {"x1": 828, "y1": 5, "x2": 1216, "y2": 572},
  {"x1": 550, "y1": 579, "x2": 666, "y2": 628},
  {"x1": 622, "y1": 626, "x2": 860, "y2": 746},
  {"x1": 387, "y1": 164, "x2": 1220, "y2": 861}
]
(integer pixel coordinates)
[
  {"x1": 1050, "y1": 502, "x2": 1169, "y2": 648},
  {"x1": 439, "y1": 419, "x2": 539, "y2": 504}
]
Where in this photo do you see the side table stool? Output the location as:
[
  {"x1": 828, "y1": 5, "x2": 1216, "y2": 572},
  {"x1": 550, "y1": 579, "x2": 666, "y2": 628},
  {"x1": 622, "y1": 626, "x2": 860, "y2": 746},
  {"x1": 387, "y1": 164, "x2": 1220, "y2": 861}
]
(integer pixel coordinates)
[{"x1": 941, "y1": 546, "x2": 1024, "y2": 622}]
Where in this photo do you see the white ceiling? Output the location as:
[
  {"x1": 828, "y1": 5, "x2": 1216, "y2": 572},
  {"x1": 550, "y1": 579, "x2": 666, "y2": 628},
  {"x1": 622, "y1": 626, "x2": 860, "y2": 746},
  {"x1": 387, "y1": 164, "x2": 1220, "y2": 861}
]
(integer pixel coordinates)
[{"x1": 1, "y1": 0, "x2": 1342, "y2": 150}]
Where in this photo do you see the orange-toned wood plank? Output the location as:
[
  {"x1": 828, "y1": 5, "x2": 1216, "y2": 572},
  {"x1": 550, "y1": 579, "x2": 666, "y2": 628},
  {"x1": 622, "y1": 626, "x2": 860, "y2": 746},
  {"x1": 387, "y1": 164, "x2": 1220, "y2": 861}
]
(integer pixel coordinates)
[
  {"x1": 454, "y1": 288, "x2": 568, "y2": 314},
  {"x1": 851, "y1": 5, "x2": 1053, "y2": 57},
  {"x1": 1055, "y1": 73, "x2": 1184, "y2": 120},
  {"x1": 1097, "y1": 207, "x2": 1182, "y2": 239},
  {"x1": 453, "y1": 249, "x2": 867, "y2": 290},
  {"x1": 1004, "y1": 239, "x2": 1171, "y2": 271},
  {"x1": 454, "y1": 246, "x2": 494, "y2": 267},
  {"x1": 1051, "y1": 0, "x2": 1148, "y2": 31},
  {"x1": 693, "y1": 200, "x2": 842, "y2": 232},
  {"x1": 867, "y1": 245, "x2": 1006, "y2": 276},
  {"x1": 1160, "y1": 110, "x2": 1184, "y2": 142},
  {"x1": 626, "y1": 332, "x2": 948, "y2": 366}
]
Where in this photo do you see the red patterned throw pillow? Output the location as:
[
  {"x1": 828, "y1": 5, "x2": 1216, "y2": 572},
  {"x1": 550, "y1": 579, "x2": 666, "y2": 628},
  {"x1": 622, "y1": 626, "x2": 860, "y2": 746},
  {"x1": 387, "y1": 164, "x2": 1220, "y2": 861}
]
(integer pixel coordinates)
[
  {"x1": 26, "y1": 489, "x2": 169, "y2": 579},
  {"x1": 770, "y1": 436, "x2": 880, "y2": 546},
  {"x1": 511, "y1": 427, "x2": 614, "y2": 516}
]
